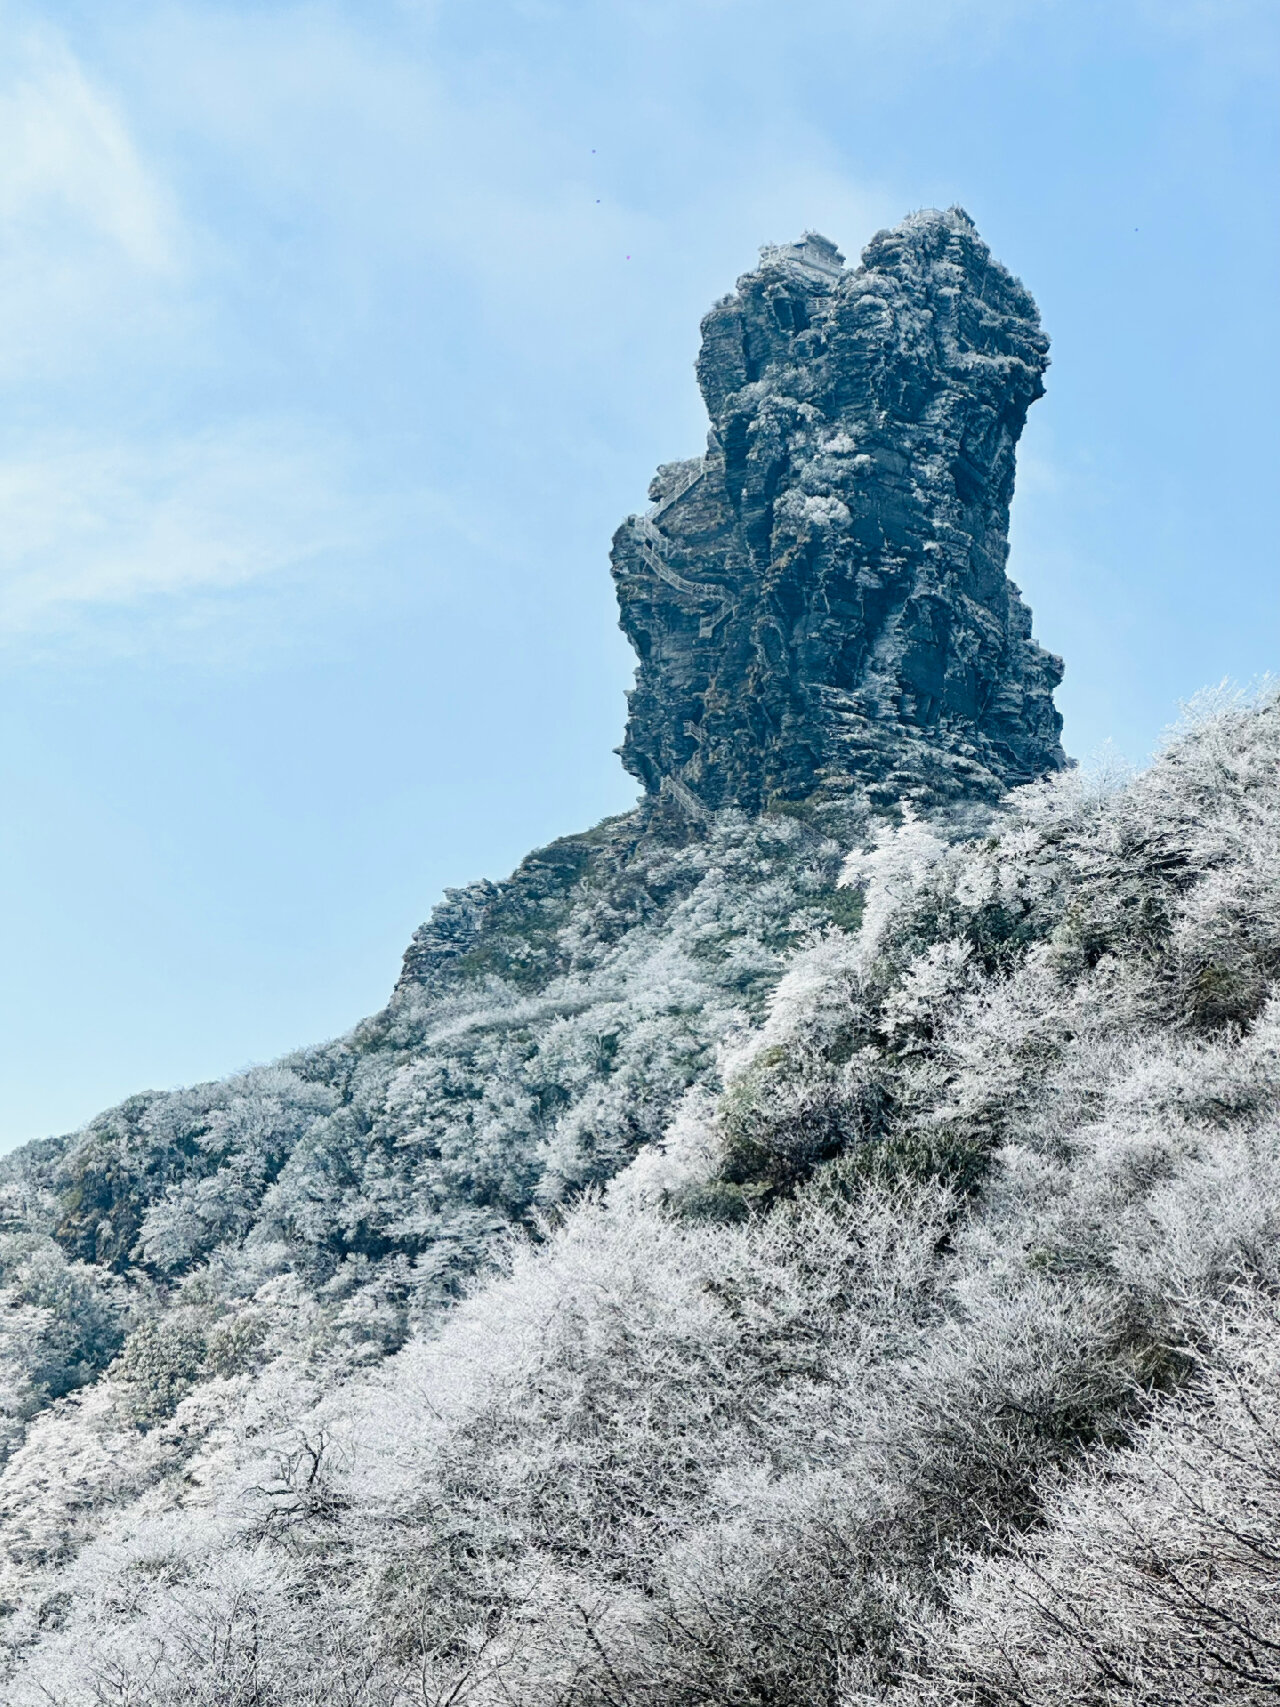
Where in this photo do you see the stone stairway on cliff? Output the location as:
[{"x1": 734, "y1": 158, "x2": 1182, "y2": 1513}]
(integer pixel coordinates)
[
  {"x1": 629, "y1": 457, "x2": 735, "y2": 819},
  {"x1": 632, "y1": 460, "x2": 735, "y2": 643}
]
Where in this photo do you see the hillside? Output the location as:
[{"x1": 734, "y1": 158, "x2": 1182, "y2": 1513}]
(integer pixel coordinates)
[{"x1": 2, "y1": 211, "x2": 1277, "y2": 1706}]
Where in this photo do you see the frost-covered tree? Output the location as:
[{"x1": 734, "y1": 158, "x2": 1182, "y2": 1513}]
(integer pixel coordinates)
[{"x1": 3, "y1": 688, "x2": 1280, "y2": 1705}]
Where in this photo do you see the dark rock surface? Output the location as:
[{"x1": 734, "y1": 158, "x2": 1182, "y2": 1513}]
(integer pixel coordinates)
[{"x1": 613, "y1": 210, "x2": 1066, "y2": 814}]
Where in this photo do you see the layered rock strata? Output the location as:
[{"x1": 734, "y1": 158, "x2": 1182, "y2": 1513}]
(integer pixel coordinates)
[{"x1": 612, "y1": 210, "x2": 1066, "y2": 813}]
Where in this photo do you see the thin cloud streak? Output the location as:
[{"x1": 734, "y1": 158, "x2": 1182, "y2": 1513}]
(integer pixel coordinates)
[
  {"x1": 0, "y1": 3, "x2": 898, "y2": 651},
  {"x1": 0, "y1": 41, "x2": 173, "y2": 269},
  {"x1": 0, "y1": 425, "x2": 378, "y2": 634},
  {"x1": 0, "y1": 17, "x2": 185, "y2": 391}
]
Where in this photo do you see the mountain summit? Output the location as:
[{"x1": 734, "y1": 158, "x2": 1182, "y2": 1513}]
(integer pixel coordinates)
[{"x1": 616, "y1": 207, "x2": 1065, "y2": 814}]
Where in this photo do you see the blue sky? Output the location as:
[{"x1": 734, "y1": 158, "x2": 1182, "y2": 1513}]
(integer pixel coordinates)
[{"x1": 1, "y1": 0, "x2": 1276, "y2": 1150}]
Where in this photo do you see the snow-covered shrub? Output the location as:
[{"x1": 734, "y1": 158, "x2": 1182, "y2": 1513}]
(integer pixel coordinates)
[
  {"x1": 115, "y1": 1312, "x2": 210, "y2": 1426},
  {"x1": 718, "y1": 1040, "x2": 890, "y2": 1193},
  {"x1": 3, "y1": 690, "x2": 1280, "y2": 1703},
  {"x1": 905, "y1": 1295, "x2": 1280, "y2": 1707},
  {"x1": 0, "y1": 1238, "x2": 130, "y2": 1460}
]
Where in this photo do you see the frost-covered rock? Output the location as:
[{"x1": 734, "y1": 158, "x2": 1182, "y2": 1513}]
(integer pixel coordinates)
[{"x1": 615, "y1": 207, "x2": 1066, "y2": 814}]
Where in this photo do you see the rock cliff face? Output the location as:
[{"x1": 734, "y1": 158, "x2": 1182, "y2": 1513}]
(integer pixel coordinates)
[{"x1": 613, "y1": 209, "x2": 1066, "y2": 814}]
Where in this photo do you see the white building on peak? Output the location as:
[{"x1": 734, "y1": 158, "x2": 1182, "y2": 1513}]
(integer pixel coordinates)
[{"x1": 758, "y1": 231, "x2": 846, "y2": 281}]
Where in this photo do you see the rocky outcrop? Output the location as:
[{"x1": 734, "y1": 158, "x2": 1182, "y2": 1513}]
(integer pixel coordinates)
[{"x1": 612, "y1": 209, "x2": 1066, "y2": 814}]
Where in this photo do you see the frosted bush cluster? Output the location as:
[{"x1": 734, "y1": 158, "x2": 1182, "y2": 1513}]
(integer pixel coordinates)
[
  {"x1": 1, "y1": 688, "x2": 1279, "y2": 1703},
  {"x1": 2, "y1": 815, "x2": 844, "y2": 1413}
]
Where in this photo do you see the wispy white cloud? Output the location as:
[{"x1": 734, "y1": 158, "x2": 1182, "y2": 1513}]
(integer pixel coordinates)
[
  {"x1": 0, "y1": 423, "x2": 371, "y2": 634},
  {"x1": 0, "y1": 33, "x2": 174, "y2": 269},
  {"x1": 1, "y1": 0, "x2": 1261, "y2": 656},
  {"x1": 0, "y1": 16, "x2": 182, "y2": 383}
]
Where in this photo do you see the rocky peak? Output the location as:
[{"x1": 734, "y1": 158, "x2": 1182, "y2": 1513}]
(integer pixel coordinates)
[{"x1": 612, "y1": 206, "x2": 1066, "y2": 816}]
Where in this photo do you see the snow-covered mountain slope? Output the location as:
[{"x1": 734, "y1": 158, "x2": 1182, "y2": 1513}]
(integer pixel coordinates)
[
  {"x1": 3, "y1": 213, "x2": 1277, "y2": 1705},
  {"x1": 3, "y1": 688, "x2": 1278, "y2": 1705}
]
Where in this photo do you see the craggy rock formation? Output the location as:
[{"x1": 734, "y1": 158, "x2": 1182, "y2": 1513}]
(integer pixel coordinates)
[{"x1": 613, "y1": 209, "x2": 1066, "y2": 814}]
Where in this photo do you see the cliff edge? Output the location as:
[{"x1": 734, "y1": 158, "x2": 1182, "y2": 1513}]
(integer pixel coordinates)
[{"x1": 613, "y1": 207, "x2": 1065, "y2": 814}]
